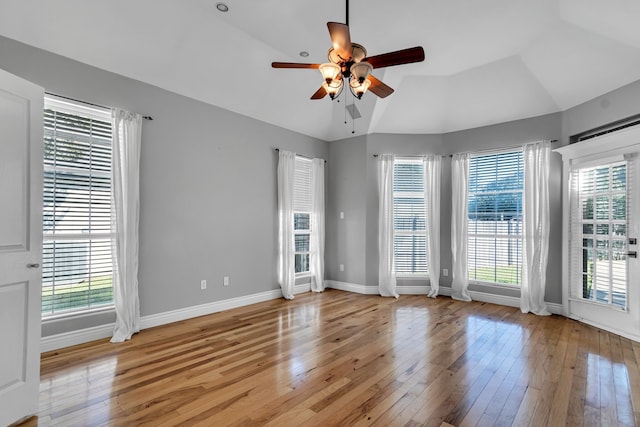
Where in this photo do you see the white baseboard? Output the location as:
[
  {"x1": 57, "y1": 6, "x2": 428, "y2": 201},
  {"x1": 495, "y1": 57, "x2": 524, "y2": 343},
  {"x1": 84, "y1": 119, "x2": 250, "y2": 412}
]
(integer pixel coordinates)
[
  {"x1": 41, "y1": 283, "x2": 311, "y2": 352},
  {"x1": 325, "y1": 280, "x2": 378, "y2": 294},
  {"x1": 568, "y1": 314, "x2": 640, "y2": 342},
  {"x1": 326, "y1": 280, "x2": 432, "y2": 295},
  {"x1": 397, "y1": 285, "x2": 430, "y2": 295},
  {"x1": 41, "y1": 323, "x2": 115, "y2": 353},
  {"x1": 39, "y1": 280, "x2": 568, "y2": 352},
  {"x1": 439, "y1": 286, "x2": 563, "y2": 315}
]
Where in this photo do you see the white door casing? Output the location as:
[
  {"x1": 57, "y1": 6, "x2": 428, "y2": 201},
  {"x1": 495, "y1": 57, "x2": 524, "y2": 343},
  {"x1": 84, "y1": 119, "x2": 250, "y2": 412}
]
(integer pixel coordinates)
[
  {"x1": 556, "y1": 126, "x2": 640, "y2": 341},
  {"x1": 0, "y1": 68, "x2": 43, "y2": 426}
]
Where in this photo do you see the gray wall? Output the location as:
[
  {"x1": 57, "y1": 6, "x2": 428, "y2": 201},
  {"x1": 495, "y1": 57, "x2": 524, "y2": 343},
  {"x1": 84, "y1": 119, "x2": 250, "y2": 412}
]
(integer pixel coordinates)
[
  {"x1": 3, "y1": 33, "x2": 639, "y2": 337},
  {"x1": 326, "y1": 135, "x2": 368, "y2": 285},
  {"x1": 0, "y1": 36, "x2": 328, "y2": 337},
  {"x1": 327, "y1": 78, "x2": 640, "y2": 304},
  {"x1": 327, "y1": 114, "x2": 564, "y2": 303},
  {"x1": 563, "y1": 79, "x2": 640, "y2": 140}
]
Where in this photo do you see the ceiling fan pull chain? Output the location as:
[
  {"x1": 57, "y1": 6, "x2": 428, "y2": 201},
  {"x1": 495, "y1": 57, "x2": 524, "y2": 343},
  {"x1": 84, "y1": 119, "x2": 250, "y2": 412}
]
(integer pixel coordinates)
[
  {"x1": 351, "y1": 89, "x2": 356, "y2": 134},
  {"x1": 344, "y1": 89, "x2": 347, "y2": 124}
]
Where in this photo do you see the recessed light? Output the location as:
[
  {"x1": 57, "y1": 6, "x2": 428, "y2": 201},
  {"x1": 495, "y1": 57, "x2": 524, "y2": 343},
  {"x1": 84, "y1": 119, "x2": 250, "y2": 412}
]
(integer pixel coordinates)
[
  {"x1": 299, "y1": 51, "x2": 309, "y2": 57},
  {"x1": 216, "y1": 3, "x2": 229, "y2": 12}
]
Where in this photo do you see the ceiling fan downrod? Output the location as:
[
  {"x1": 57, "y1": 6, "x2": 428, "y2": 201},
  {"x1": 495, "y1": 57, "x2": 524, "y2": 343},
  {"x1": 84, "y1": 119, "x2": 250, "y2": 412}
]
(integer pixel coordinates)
[{"x1": 346, "y1": 0, "x2": 349, "y2": 26}]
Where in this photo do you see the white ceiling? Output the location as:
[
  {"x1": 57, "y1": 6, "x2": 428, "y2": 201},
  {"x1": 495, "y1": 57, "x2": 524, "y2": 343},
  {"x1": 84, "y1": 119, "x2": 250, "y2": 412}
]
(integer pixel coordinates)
[{"x1": 2, "y1": 0, "x2": 640, "y2": 141}]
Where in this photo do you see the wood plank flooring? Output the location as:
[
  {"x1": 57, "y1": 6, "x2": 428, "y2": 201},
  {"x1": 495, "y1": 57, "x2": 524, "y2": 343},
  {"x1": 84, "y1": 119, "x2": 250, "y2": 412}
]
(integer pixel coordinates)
[{"x1": 23, "y1": 289, "x2": 640, "y2": 426}]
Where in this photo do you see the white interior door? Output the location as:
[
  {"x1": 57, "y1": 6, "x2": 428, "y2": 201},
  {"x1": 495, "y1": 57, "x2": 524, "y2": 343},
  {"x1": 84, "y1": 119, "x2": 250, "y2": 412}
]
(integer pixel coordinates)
[
  {"x1": 556, "y1": 128, "x2": 640, "y2": 340},
  {"x1": 0, "y1": 69, "x2": 44, "y2": 426}
]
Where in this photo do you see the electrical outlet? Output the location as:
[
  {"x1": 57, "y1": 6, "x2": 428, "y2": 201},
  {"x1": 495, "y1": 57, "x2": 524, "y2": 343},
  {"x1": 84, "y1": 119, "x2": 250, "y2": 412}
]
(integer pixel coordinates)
[
  {"x1": 200, "y1": 279, "x2": 207, "y2": 290},
  {"x1": 339, "y1": 264, "x2": 344, "y2": 272},
  {"x1": 443, "y1": 269, "x2": 449, "y2": 277},
  {"x1": 223, "y1": 276, "x2": 229, "y2": 286},
  {"x1": 340, "y1": 211, "x2": 344, "y2": 219}
]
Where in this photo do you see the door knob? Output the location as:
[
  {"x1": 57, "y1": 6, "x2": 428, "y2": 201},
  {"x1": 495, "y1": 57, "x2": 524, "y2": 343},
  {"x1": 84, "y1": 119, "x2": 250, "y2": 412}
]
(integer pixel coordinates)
[{"x1": 27, "y1": 263, "x2": 40, "y2": 268}]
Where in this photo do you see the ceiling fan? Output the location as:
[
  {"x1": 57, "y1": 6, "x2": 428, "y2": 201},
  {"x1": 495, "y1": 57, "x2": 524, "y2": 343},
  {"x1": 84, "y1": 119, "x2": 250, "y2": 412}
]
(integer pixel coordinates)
[{"x1": 271, "y1": 0, "x2": 425, "y2": 101}]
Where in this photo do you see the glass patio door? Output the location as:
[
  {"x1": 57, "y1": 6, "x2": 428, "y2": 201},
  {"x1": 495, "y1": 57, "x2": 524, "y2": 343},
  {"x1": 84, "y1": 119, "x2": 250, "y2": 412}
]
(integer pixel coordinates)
[{"x1": 558, "y1": 129, "x2": 639, "y2": 339}]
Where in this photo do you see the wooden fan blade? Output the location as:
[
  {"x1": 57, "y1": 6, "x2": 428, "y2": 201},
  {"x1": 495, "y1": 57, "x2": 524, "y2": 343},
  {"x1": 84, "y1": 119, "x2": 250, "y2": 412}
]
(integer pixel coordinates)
[
  {"x1": 272, "y1": 62, "x2": 321, "y2": 69},
  {"x1": 311, "y1": 86, "x2": 327, "y2": 100},
  {"x1": 363, "y1": 46, "x2": 425, "y2": 69},
  {"x1": 327, "y1": 22, "x2": 352, "y2": 60},
  {"x1": 367, "y1": 75, "x2": 394, "y2": 98}
]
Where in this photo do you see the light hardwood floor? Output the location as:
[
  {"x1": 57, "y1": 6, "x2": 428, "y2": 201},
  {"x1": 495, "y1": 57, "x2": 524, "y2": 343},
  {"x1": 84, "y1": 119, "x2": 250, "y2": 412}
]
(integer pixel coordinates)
[{"x1": 23, "y1": 289, "x2": 640, "y2": 426}]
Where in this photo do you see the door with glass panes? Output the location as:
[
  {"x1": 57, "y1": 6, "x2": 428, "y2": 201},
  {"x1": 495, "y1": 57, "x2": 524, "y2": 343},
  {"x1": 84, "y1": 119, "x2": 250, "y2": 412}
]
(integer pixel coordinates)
[{"x1": 557, "y1": 129, "x2": 640, "y2": 339}]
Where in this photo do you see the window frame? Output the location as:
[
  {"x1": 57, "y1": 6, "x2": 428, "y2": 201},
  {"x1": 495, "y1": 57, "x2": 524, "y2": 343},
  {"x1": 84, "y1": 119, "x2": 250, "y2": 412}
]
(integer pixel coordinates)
[
  {"x1": 294, "y1": 212, "x2": 311, "y2": 276},
  {"x1": 42, "y1": 95, "x2": 115, "y2": 319},
  {"x1": 393, "y1": 157, "x2": 428, "y2": 277},
  {"x1": 467, "y1": 149, "x2": 524, "y2": 288}
]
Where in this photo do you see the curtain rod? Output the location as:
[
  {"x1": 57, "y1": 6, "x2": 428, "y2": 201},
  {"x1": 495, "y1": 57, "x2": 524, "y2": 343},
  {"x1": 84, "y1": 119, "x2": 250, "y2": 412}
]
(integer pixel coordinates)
[
  {"x1": 372, "y1": 154, "x2": 448, "y2": 158},
  {"x1": 275, "y1": 148, "x2": 327, "y2": 163},
  {"x1": 373, "y1": 139, "x2": 558, "y2": 157},
  {"x1": 45, "y1": 92, "x2": 153, "y2": 121},
  {"x1": 373, "y1": 140, "x2": 558, "y2": 159},
  {"x1": 446, "y1": 139, "x2": 558, "y2": 157}
]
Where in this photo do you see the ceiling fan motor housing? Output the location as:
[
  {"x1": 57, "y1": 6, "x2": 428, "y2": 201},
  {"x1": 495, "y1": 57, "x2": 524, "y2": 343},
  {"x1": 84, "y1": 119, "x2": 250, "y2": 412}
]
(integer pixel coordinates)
[{"x1": 328, "y1": 43, "x2": 367, "y2": 79}]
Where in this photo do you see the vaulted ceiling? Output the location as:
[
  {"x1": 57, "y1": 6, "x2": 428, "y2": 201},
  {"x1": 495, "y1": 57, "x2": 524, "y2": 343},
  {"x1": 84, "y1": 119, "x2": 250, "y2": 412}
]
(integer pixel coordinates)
[{"x1": 2, "y1": 0, "x2": 640, "y2": 141}]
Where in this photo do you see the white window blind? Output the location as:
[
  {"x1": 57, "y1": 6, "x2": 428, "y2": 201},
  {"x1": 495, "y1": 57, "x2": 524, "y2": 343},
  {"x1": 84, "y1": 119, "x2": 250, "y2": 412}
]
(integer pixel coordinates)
[
  {"x1": 293, "y1": 156, "x2": 312, "y2": 274},
  {"x1": 393, "y1": 158, "x2": 427, "y2": 275},
  {"x1": 293, "y1": 156, "x2": 312, "y2": 212},
  {"x1": 467, "y1": 150, "x2": 523, "y2": 286},
  {"x1": 569, "y1": 157, "x2": 631, "y2": 309},
  {"x1": 42, "y1": 95, "x2": 114, "y2": 316}
]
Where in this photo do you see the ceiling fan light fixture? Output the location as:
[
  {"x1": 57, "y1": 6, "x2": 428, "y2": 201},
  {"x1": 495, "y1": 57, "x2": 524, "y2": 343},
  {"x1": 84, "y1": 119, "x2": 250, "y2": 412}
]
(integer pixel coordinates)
[
  {"x1": 350, "y1": 61, "x2": 372, "y2": 84},
  {"x1": 319, "y1": 63, "x2": 341, "y2": 84},
  {"x1": 349, "y1": 77, "x2": 371, "y2": 99}
]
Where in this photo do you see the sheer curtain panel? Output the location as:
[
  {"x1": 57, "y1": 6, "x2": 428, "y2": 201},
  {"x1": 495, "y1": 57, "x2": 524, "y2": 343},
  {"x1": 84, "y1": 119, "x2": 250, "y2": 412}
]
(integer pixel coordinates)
[
  {"x1": 310, "y1": 158, "x2": 325, "y2": 292},
  {"x1": 110, "y1": 109, "x2": 142, "y2": 343},
  {"x1": 424, "y1": 155, "x2": 442, "y2": 298},
  {"x1": 378, "y1": 154, "x2": 399, "y2": 298},
  {"x1": 521, "y1": 141, "x2": 551, "y2": 315},
  {"x1": 451, "y1": 153, "x2": 472, "y2": 301},
  {"x1": 277, "y1": 150, "x2": 296, "y2": 299}
]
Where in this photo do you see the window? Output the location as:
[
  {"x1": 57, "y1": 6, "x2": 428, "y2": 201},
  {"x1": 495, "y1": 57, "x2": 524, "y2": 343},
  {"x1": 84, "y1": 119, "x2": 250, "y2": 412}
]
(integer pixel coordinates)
[
  {"x1": 293, "y1": 156, "x2": 312, "y2": 274},
  {"x1": 572, "y1": 161, "x2": 628, "y2": 308},
  {"x1": 393, "y1": 158, "x2": 427, "y2": 275},
  {"x1": 467, "y1": 150, "x2": 523, "y2": 286},
  {"x1": 42, "y1": 95, "x2": 114, "y2": 317}
]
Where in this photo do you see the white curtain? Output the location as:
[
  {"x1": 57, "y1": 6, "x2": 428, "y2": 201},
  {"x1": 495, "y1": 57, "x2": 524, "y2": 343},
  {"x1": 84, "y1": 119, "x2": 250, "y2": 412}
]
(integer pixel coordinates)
[
  {"x1": 521, "y1": 142, "x2": 551, "y2": 315},
  {"x1": 110, "y1": 109, "x2": 142, "y2": 343},
  {"x1": 378, "y1": 154, "x2": 398, "y2": 298},
  {"x1": 424, "y1": 155, "x2": 441, "y2": 298},
  {"x1": 310, "y1": 158, "x2": 325, "y2": 292},
  {"x1": 277, "y1": 150, "x2": 296, "y2": 300},
  {"x1": 451, "y1": 153, "x2": 472, "y2": 301}
]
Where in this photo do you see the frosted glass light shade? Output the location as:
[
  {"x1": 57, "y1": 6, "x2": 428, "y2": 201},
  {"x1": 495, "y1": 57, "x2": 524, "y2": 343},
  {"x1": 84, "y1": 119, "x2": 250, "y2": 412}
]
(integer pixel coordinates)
[
  {"x1": 350, "y1": 62, "x2": 372, "y2": 83},
  {"x1": 319, "y1": 63, "x2": 341, "y2": 83},
  {"x1": 323, "y1": 79, "x2": 343, "y2": 100},
  {"x1": 349, "y1": 77, "x2": 371, "y2": 99}
]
